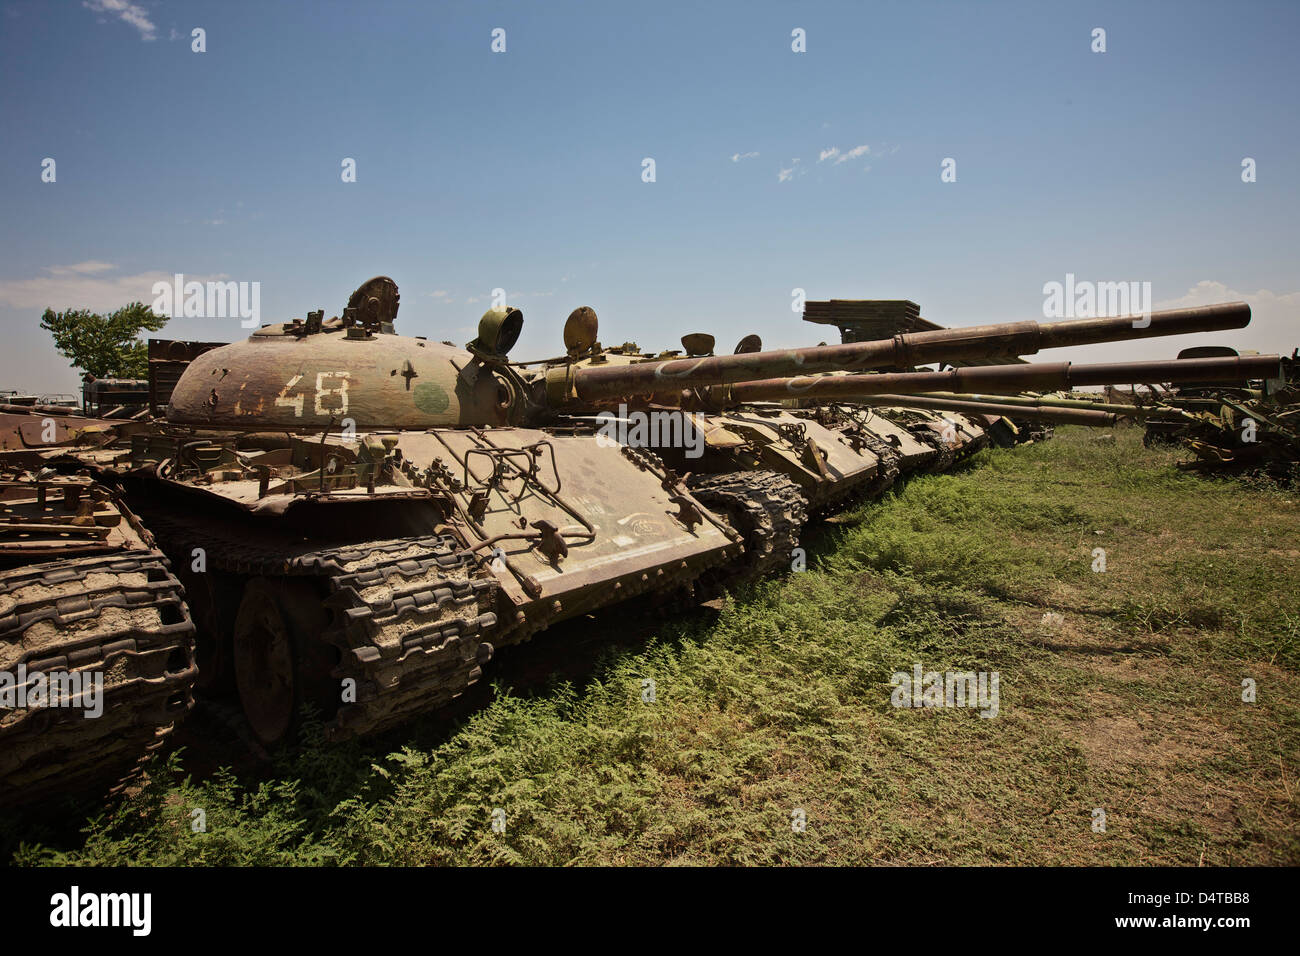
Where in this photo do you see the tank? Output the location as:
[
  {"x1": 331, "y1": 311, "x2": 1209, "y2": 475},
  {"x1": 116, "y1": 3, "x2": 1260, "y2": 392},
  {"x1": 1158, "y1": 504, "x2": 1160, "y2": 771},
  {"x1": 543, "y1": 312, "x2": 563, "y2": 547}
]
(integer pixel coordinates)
[
  {"x1": 509, "y1": 307, "x2": 1257, "y2": 514},
  {"x1": 520, "y1": 330, "x2": 891, "y2": 518},
  {"x1": 688, "y1": 353, "x2": 1280, "y2": 460},
  {"x1": 1139, "y1": 347, "x2": 1275, "y2": 447},
  {"x1": 1155, "y1": 350, "x2": 1299, "y2": 478},
  {"x1": 54, "y1": 281, "x2": 797, "y2": 756},
  {"x1": 0, "y1": 279, "x2": 1263, "y2": 804},
  {"x1": 0, "y1": 465, "x2": 196, "y2": 808}
]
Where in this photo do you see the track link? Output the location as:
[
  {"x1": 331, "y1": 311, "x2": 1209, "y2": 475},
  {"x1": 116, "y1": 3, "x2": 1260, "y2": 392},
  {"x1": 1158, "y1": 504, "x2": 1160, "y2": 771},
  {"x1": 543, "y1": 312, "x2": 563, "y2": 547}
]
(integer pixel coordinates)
[
  {"x1": 816, "y1": 432, "x2": 903, "y2": 513},
  {"x1": 918, "y1": 431, "x2": 957, "y2": 472},
  {"x1": 309, "y1": 538, "x2": 499, "y2": 739},
  {"x1": 686, "y1": 470, "x2": 807, "y2": 598},
  {"x1": 140, "y1": 513, "x2": 501, "y2": 741},
  {"x1": 0, "y1": 551, "x2": 197, "y2": 807}
]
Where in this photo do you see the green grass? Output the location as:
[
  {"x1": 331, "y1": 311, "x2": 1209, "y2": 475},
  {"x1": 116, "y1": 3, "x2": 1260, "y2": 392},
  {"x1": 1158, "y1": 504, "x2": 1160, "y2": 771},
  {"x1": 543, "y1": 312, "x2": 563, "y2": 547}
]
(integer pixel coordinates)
[{"x1": 5, "y1": 426, "x2": 1298, "y2": 865}]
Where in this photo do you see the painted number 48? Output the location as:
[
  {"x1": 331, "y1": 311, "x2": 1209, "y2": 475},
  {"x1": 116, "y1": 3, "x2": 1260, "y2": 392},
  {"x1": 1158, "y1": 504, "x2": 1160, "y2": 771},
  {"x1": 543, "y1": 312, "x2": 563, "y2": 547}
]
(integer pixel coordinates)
[{"x1": 276, "y1": 372, "x2": 350, "y2": 417}]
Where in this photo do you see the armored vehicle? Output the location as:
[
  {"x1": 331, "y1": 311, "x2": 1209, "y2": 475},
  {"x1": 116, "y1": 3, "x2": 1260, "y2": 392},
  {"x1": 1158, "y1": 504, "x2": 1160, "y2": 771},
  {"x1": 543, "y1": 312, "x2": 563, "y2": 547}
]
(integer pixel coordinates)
[
  {"x1": 518, "y1": 326, "x2": 891, "y2": 518},
  {"x1": 1164, "y1": 350, "x2": 1299, "y2": 479},
  {"x1": 0, "y1": 467, "x2": 195, "y2": 807},
  {"x1": 0, "y1": 280, "x2": 1264, "y2": 803},
  {"x1": 75, "y1": 280, "x2": 806, "y2": 750}
]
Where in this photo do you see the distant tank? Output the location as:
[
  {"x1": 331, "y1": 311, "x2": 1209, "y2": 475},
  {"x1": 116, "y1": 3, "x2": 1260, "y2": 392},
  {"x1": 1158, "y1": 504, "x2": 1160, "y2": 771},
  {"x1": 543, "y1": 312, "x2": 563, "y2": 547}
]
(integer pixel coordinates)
[
  {"x1": 1140, "y1": 347, "x2": 1271, "y2": 446},
  {"x1": 520, "y1": 329, "x2": 883, "y2": 521},
  {"x1": 1142, "y1": 348, "x2": 1299, "y2": 479},
  {"x1": 517, "y1": 304, "x2": 1256, "y2": 508},
  {"x1": 0, "y1": 279, "x2": 1264, "y2": 804}
]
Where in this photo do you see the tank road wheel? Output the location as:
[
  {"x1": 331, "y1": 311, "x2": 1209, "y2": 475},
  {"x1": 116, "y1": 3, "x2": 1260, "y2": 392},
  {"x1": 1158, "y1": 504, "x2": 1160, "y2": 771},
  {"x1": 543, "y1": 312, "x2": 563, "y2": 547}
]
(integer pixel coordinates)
[
  {"x1": 180, "y1": 569, "x2": 242, "y2": 695},
  {"x1": 232, "y1": 578, "x2": 335, "y2": 749}
]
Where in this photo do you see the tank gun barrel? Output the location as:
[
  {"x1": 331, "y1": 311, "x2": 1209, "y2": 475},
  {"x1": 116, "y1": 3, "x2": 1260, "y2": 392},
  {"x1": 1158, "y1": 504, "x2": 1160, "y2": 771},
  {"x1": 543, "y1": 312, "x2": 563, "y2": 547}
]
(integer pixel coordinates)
[
  {"x1": 677, "y1": 353, "x2": 1280, "y2": 409},
  {"x1": 551, "y1": 302, "x2": 1252, "y2": 404},
  {"x1": 907, "y1": 392, "x2": 1149, "y2": 415},
  {"x1": 850, "y1": 396, "x2": 1121, "y2": 426}
]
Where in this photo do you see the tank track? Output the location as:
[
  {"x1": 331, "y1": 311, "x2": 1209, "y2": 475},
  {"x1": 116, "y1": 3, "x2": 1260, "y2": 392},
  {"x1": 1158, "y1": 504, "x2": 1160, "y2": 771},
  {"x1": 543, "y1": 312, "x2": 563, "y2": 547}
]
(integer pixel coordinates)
[
  {"x1": 139, "y1": 513, "x2": 500, "y2": 741},
  {"x1": 817, "y1": 432, "x2": 903, "y2": 513},
  {"x1": 686, "y1": 470, "x2": 807, "y2": 598},
  {"x1": 918, "y1": 431, "x2": 957, "y2": 473},
  {"x1": 0, "y1": 551, "x2": 197, "y2": 807},
  {"x1": 309, "y1": 538, "x2": 499, "y2": 739},
  {"x1": 860, "y1": 438, "x2": 903, "y2": 496},
  {"x1": 796, "y1": 408, "x2": 904, "y2": 506}
]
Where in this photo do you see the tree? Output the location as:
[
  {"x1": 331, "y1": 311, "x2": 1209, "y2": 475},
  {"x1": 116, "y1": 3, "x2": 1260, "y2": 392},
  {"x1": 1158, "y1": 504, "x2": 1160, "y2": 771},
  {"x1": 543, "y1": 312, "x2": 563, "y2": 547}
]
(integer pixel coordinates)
[{"x1": 39, "y1": 302, "x2": 169, "y2": 379}]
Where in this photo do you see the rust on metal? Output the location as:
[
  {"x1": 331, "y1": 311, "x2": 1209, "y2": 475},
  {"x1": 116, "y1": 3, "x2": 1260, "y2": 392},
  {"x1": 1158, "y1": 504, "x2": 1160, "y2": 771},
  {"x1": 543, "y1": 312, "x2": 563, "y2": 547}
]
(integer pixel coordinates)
[
  {"x1": 678, "y1": 354, "x2": 1282, "y2": 408},
  {"x1": 560, "y1": 303, "x2": 1252, "y2": 403},
  {"x1": 861, "y1": 395, "x2": 1120, "y2": 426}
]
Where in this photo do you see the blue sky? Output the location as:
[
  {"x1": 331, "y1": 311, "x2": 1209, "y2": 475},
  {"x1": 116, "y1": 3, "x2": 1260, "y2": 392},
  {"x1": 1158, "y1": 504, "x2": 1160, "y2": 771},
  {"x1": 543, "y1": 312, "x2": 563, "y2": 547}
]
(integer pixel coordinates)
[{"x1": 1, "y1": 0, "x2": 1297, "y2": 394}]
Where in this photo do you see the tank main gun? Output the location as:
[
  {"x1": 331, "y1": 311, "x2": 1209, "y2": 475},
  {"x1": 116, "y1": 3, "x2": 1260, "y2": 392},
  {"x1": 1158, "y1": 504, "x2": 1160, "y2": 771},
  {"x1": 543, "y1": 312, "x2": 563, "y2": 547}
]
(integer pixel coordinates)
[
  {"x1": 673, "y1": 354, "x2": 1281, "y2": 409},
  {"x1": 843, "y1": 395, "x2": 1123, "y2": 426},
  {"x1": 544, "y1": 303, "x2": 1253, "y2": 404},
  {"x1": 899, "y1": 392, "x2": 1158, "y2": 416}
]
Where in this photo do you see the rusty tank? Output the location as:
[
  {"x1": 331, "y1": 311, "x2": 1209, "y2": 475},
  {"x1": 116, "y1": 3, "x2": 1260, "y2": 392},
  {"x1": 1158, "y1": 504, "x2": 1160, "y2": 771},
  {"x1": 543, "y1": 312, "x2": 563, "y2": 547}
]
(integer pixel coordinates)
[
  {"x1": 1138, "y1": 348, "x2": 1299, "y2": 479},
  {"x1": 515, "y1": 304, "x2": 1256, "y2": 513},
  {"x1": 0, "y1": 280, "x2": 1264, "y2": 804},
  {"x1": 693, "y1": 350, "x2": 1278, "y2": 461},
  {"x1": 48, "y1": 279, "x2": 812, "y2": 755},
  {"x1": 0, "y1": 459, "x2": 196, "y2": 808}
]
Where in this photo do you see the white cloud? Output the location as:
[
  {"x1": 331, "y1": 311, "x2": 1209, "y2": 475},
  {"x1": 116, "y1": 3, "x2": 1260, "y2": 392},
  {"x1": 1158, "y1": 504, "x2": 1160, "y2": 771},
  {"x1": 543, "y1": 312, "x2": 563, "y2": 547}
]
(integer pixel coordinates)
[
  {"x1": 834, "y1": 144, "x2": 870, "y2": 165},
  {"x1": 485, "y1": 291, "x2": 555, "y2": 303},
  {"x1": 426, "y1": 290, "x2": 450, "y2": 299},
  {"x1": 1153, "y1": 281, "x2": 1299, "y2": 352},
  {"x1": 1050, "y1": 279, "x2": 1300, "y2": 364},
  {"x1": 44, "y1": 261, "x2": 115, "y2": 277},
  {"x1": 0, "y1": 264, "x2": 227, "y2": 312},
  {"x1": 83, "y1": 0, "x2": 156, "y2": 40},
  {"x1": 818, "y1": 147, "x2": 839, "y2": 163},
  {"x1": 777, "y1": 159, "x2": 806, "y2": 183},
  {"x1": 731, "y1": 151, "x2": 759, "y2": 162}
]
